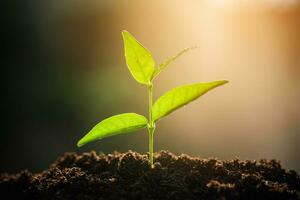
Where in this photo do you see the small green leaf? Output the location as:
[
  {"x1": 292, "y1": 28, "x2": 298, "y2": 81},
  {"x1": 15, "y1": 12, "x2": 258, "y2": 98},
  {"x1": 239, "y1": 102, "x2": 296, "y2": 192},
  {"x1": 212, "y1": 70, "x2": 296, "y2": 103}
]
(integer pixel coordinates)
[
  {"x1": 122, "y1": 30, "x2": 155, "y2": 85},
  {"x1": 152, "y1": 80, "x2": 228, "y2": 122},
  {"x1": 152, "y1": 46, "x2": 198, "y2": 79},
  {"x1": 77, "y1": 113, "x2": 148, "y2": 147}
]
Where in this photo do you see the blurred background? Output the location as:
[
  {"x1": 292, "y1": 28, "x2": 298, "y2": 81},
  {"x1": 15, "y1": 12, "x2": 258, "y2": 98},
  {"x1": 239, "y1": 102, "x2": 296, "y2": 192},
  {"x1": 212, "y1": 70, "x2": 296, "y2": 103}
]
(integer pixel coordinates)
[{"x1": 1, "y1": 0, "x2": 299, "y2": 172}]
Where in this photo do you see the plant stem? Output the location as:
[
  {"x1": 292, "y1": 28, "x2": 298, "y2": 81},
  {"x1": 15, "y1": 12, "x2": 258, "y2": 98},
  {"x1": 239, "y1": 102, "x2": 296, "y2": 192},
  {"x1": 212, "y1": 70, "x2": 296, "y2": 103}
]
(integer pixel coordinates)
[
  {"x1": 148, "y1": 83, "x2": 155, "y2": 168},
  {"x1": 148, "y1": 125, "x2": 154, "y2": 168}
]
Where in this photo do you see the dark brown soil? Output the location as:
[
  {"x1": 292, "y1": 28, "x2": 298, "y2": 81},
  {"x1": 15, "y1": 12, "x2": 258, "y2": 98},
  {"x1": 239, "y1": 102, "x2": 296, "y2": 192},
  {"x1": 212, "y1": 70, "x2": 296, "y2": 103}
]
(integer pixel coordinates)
[{"x1": 1, "y1": 151, "x2": 299, "y2": 200}]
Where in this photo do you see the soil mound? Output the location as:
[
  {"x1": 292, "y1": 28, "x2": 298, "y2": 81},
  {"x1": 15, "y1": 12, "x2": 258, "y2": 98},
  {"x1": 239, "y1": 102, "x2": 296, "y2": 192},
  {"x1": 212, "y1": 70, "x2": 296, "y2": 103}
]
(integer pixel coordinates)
[{"x1": 1, "y1": 151, "x2": 299, "y2": 200}]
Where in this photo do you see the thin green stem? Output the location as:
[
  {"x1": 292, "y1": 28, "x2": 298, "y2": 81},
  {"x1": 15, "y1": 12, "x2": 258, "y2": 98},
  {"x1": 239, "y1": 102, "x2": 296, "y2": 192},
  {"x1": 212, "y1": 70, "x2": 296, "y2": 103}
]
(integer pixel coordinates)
[
  {"x1": 148, "y1": 83, "x2": 153, "y2": 126},
  {"x1": 148, "y1": 83, "x2": 155, "y2": 168},
  {"x1": 148, "y1": 126, "x2": 154, "y2": 168}
]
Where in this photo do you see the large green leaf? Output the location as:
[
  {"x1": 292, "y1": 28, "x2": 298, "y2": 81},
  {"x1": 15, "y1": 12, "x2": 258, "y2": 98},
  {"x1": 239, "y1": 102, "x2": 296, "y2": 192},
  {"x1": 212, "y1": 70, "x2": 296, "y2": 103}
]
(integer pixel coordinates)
[
  {"x1": 152, "y1": 80, "x2": 228, "y2": 122},
  {"x1": 122, "y1": 30, "x2": 155, "y2": 85},
  {"x1": 152, "y1": 46, "x2": 198, "y2": 79},
  {"x1": 77, "y1": 113, "x2": 148, "y2": 147}
]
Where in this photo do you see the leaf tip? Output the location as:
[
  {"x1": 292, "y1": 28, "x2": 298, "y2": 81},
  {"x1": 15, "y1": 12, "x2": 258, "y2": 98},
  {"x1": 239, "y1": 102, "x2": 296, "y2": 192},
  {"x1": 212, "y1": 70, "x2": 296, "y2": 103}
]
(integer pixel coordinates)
[
  {"x1": 77, "y1": 139, "x2": 84, "y2": 148},
  {"x1": 212, "y1": 80, "x2": 229, "y2": 89},
  {"x1": 121, "y1": 30, "x2": 128, "y2": 35},
  {"x1": 121, "y1": 30, "x2": 131, "y2": 39},
  {"x1": 221, "y1": 80, "x2": 229, "y2": 84},
  {"x1": 214, "y1": 80, "x2": 229, "y2": 86}
]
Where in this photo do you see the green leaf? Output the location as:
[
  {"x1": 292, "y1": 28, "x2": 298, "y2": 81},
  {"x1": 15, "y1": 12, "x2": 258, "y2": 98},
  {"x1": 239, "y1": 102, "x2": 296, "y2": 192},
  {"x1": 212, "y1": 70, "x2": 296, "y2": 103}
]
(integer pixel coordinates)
[
  {"x1": 152, "y1": 80, "x2": 228, "y2": 122},
  {"x1": 152, "y1": 46, "x2": 198, "y2": 79},
  {"x1": 122, "y1": 30, "x2": 155, "y2": 85},
  {"x1": 77, "y1": 113, "x2": 148, "y2": 147}
]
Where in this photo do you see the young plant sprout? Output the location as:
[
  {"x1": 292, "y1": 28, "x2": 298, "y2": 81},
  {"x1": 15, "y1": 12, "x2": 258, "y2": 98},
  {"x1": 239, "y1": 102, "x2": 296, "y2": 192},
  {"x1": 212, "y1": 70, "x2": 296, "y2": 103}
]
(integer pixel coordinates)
[{"x1": 77, "y1": 31, "x2": 228, "y2": 168}]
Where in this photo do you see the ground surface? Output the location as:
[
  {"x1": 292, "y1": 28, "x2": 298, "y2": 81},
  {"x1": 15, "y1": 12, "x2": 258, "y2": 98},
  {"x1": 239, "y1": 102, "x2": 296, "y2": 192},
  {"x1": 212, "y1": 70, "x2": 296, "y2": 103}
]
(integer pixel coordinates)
[{"x1": 0, "y1": 151, "x2": 299, "y2": 200}]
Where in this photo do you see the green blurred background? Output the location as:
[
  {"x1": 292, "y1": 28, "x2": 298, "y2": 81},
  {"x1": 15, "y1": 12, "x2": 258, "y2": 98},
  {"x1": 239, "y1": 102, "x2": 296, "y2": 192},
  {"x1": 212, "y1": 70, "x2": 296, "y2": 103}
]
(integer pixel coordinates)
[{"x1": 1, "y1": 0, "x2": 300, "y2": 172}]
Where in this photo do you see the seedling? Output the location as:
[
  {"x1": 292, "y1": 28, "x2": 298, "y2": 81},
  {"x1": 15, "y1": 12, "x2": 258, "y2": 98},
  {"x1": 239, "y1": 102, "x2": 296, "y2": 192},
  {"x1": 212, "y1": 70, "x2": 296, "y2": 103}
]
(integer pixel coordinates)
[{"x1": 77, "y1": 31, "x2": 228, "y2": 168}]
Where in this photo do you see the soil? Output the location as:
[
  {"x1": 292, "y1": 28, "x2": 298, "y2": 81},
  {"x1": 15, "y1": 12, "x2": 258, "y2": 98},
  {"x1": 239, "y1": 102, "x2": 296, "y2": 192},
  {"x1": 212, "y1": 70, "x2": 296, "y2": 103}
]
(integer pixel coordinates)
[{"x1": 0, "y1": 151, "x2": 299, "y2": 200}]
